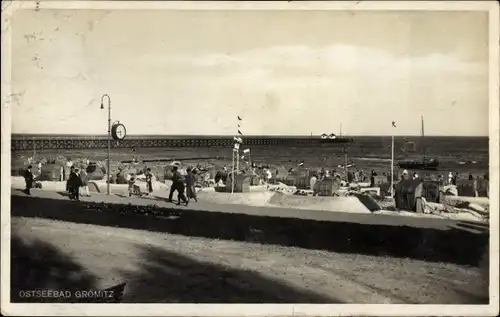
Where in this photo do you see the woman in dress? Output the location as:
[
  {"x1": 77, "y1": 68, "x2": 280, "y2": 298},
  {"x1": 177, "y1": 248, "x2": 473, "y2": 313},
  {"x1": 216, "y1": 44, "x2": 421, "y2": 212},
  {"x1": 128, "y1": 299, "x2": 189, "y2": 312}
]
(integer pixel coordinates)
[{"x1": 185, "y1": 168, "x2": 198, "y2": 203}]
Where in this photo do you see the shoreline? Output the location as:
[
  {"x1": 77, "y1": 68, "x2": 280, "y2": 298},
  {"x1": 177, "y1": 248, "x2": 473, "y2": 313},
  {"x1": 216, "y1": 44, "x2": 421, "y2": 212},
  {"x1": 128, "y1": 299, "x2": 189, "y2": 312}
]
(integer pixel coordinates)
[{"x1": 10, "y1": 177, "x2": 489, "y2": 225}]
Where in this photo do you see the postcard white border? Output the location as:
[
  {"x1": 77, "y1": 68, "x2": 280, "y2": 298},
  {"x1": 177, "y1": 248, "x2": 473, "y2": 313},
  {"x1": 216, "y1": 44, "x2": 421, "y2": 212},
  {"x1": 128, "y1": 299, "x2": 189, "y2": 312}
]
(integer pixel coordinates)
[{"x1": 1, "y1": 1, "x2": 499, "y2": 316}]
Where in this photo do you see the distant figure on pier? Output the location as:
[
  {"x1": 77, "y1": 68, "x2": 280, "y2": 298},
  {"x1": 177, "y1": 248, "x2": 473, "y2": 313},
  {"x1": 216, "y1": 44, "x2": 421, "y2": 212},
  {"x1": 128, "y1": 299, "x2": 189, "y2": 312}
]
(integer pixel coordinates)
[{"x1": 23, "y1": 165, "x2": 34, "y2": 195}]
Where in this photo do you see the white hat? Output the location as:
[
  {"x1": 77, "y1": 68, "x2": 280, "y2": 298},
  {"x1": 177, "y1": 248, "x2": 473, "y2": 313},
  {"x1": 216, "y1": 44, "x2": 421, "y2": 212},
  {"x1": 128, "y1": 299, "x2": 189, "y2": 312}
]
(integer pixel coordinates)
[{"x1": 402, "y1": 170, "x2": 408, "y2": 175}]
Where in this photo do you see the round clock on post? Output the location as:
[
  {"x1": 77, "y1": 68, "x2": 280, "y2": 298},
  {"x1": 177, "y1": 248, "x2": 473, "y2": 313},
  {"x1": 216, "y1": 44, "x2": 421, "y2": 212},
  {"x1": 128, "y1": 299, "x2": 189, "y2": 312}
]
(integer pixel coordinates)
[{"x1": 111, "y1": 122, "x2": 127, "y2": 141}]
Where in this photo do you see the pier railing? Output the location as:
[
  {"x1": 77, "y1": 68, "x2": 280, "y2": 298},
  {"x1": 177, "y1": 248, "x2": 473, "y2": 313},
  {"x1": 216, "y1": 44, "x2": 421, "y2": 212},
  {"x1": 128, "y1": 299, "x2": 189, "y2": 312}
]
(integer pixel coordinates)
[{"x1": 11, "y1": 135, "x2": 321, "y2": 151}]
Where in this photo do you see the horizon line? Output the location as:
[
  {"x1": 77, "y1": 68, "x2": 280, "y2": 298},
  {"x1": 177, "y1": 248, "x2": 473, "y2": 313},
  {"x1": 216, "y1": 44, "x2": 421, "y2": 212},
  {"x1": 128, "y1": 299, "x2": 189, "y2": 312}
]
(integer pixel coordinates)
[{"x1": 10, "y1": 133, "x2": 489, "y2": 138}]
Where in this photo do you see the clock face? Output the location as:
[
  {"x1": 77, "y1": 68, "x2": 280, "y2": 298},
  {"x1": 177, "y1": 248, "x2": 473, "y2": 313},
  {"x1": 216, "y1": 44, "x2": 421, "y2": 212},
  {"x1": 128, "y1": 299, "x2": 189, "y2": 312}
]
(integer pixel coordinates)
[{"x1": 113, "y1": 124, "x2": 127, "y2": 140}]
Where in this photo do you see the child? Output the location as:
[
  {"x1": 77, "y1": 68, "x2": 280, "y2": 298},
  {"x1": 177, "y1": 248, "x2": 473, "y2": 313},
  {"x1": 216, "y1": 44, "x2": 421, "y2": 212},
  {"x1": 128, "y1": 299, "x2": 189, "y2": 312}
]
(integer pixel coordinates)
[{"x1": 128, "y1": 176, "x2": 141, "y2": 197}]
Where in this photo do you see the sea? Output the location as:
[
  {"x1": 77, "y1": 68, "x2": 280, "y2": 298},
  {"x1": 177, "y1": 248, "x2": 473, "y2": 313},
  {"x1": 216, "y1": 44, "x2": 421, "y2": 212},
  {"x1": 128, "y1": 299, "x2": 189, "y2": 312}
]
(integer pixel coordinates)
[{"x1": 13, "y1": 136, "x2": 489, "y2": 177}]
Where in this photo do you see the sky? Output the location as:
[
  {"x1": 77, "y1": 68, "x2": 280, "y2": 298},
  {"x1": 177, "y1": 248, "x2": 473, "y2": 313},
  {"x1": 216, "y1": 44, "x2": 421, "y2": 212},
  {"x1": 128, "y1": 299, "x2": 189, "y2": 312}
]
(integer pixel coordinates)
[{"x1": 10, "y1": 8, "x2": 489, "y2": 136}]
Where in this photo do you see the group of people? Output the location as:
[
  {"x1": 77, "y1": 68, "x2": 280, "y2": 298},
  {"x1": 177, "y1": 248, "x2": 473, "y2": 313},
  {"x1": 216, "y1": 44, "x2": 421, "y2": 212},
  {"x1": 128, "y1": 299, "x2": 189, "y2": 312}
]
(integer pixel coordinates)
[
  {"x1": 66, "y1": 165, "x2": 91, "y2": 201},
  {"x1": 127, "y1": 165, "x2": 199, "y2": 206},
  {"x1": 167, "y1": 166, "x2": 198, "y2": 206},
  {"x1": 127, "y1": 168, "x2": 155, "y2": 197}
]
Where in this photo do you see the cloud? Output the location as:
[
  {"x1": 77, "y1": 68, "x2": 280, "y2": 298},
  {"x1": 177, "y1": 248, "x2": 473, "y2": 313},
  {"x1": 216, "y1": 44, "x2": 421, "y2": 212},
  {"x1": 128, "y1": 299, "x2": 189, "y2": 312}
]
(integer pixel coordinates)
[
  {"x1": 141, "y1": 44, "x2": 485, "y2": 77},
  {"x1": 12, "y1": 42, "x2": 488, "y2": 136}
]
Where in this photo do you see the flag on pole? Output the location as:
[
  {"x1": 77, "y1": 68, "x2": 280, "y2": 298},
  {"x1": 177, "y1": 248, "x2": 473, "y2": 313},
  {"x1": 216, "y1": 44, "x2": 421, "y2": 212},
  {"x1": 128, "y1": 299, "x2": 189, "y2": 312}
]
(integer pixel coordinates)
[
  {"x1": 238, "y1": 130, "x2": 243, "y2": 135},
  {"x1": 243, "y1": 148, "x2": 250, "y2": 154},
  {"x1": 238, "y1": 116, "x2": 242, "y2": 120},
  {"x1": 233, "y1": 136, "x2": 243, "y2": 144},
  {"x1": 392, "y1": 121, "x2": 396, "y2": 128}
]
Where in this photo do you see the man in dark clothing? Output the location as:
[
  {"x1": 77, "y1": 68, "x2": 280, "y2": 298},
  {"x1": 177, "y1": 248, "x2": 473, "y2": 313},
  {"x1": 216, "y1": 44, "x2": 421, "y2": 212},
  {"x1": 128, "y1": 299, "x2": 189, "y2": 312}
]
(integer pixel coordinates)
[
  {"x1": 24, "y1": 165, "x2": 34, "y2": 195},
  {"x1": 469, "y1": 172, "x2": 474, "y2": 180},
  {"x1": 66, "y1": 166, "x2": 75, "y2": 192},
  {"x1": 168, "y1": 166, "x2": 188, "y2": 206},
  {"x1": 145, "y1": 168, "x2": 153, "y2": 196},
  {"x1": 68, "y1": 168, "x2": 82, "y2": 200}
]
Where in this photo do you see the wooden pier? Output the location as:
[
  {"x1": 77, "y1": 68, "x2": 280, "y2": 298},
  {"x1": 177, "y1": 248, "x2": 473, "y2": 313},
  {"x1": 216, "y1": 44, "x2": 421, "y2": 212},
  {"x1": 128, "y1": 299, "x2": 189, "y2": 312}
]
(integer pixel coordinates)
[{"x1": 10, "y1": 134, "x2": 329, "y2": 151}]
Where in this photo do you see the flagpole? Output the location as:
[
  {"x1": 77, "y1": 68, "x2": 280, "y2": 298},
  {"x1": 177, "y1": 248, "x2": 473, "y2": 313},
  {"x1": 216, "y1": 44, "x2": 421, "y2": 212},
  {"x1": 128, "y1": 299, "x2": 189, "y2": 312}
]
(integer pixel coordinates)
[
  {"x1": 231, "y1": 148, "x2": 235, "y2": 194},
  {"x1": 236, "y1": 148, "x2": 240, "y2": 175},
  {"x1": 391, "y1": 127, "x2": 395, "y2": 198}
]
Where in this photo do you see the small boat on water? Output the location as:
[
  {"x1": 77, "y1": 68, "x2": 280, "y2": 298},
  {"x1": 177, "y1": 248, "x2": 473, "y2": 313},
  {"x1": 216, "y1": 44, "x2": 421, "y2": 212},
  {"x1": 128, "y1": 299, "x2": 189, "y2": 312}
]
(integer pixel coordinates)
[{"x1": 398, "y1": 115, "x2": 439, "y2": 171}]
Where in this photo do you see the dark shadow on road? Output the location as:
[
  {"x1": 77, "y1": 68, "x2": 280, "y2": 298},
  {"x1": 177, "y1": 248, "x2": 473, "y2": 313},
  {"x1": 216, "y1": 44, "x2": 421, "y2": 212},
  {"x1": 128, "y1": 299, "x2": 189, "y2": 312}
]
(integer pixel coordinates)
[
  {"x1": 10, "y1": 234, "x2": 98, "y2": 303},
  {"x1": 11, "y1": 195, "x2": 489, "y2": 267},
  {"x1": 119, "y1": 245, "x2": 337, "y2": 303},
  {"x1": 56, "y1": 191, "x2": 71, "y2": 198}
]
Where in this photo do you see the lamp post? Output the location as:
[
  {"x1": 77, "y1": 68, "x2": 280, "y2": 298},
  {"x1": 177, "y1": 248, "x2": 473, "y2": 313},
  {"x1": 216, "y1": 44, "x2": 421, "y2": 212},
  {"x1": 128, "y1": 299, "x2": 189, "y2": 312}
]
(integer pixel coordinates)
[{"x1": 100, "y1": 94, "x2": 111, "y2": 195}]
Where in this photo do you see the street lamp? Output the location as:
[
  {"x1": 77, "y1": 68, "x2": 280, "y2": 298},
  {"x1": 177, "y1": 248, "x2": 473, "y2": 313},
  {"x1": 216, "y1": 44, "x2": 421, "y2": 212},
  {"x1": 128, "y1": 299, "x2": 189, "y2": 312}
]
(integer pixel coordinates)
[{"x1": 100, "y1": 94, "x2": 111, "y2": 195}]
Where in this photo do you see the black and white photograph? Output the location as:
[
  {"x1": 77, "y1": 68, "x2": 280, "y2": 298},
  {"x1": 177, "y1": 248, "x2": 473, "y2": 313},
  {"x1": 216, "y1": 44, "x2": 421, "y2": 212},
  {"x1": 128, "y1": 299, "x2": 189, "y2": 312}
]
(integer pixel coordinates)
[{"x1": 1, "y1": 1, "x2": 499, "y2": 316}]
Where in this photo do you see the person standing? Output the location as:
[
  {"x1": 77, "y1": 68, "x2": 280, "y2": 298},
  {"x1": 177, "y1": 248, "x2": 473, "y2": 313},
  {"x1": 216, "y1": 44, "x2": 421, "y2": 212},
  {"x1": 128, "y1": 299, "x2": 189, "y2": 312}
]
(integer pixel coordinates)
[
  {"x1": 309, "y1": 174, "x2": 318, "y2": 196},
  {"x1": 265, "y1": 168, "x2": 272, "y2": 184},
  {"x1": 68, "y1": 168, "x2": 82, "y2": 200},
  {"x1": 185, "y1": 168, "x2": 198, "y2": 203},
  {"x1": 168, "y1": 166, "x2": 188, "y2": 206},
  {"x1": 452, "y1": 172, "x2": 459, "y2": 186},
  {"x1": 37, "y1": 161, "x2": 42, "y2": 175},
  {"x1": 66, "y1": 166, "x2": 75, "y2": 192},
  {"x1": 65, "y1": 157, "x2": 74, "y2": 181},
  {"x1": 23, "y1": 165, "x2": 34, "y2": 195},
  {"x1": 438, "y1": 174, "x2": 445, "y2": 186},
  {"x1": 80, "y1": 167, "x2": 91, "y2": 197},
  {"x1": 145, "y1": 168, "x2": 154, "y2": 196}
]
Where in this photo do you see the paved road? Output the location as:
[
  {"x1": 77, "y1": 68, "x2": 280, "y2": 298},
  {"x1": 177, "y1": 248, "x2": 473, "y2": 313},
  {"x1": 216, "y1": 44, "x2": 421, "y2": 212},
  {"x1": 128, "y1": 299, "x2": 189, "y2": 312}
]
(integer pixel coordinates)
[
  {"x1": 10, "y1": 217, "x2": 488, "y2": 304},
  {"x1": 11, "y1": 188, "x2": 467, "y2": 230}
]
